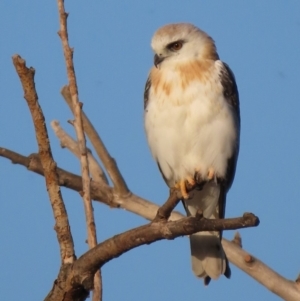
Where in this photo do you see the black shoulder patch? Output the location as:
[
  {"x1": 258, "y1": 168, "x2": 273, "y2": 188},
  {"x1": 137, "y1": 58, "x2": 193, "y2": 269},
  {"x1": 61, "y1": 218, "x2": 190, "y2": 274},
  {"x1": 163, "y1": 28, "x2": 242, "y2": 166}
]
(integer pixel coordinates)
[{"x1": 144, "y1": 77, "x2": 151, "y2": 110}]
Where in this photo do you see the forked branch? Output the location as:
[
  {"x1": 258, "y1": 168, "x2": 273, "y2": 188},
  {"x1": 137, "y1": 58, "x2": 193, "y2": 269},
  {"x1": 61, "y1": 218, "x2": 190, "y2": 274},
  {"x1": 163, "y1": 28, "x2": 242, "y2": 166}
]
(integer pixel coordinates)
[
  {"x1": 2, "y1": 148, "x2": 300, "y2": 301},
  {"x1": 61, "y1": 85, "x2": 129, "y2": 196},
  {"x1": 47, "y1": 193, "x2": 258, "y2": 300}
]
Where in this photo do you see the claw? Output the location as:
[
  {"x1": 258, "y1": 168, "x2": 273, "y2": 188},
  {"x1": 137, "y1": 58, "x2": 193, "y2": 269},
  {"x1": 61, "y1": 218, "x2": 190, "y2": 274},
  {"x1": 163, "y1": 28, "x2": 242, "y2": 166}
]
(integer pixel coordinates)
[
  {"x1": 174, "y1": 175, "x2": 198, "y2": 199},
  {"x1": 186, "y1": 176, "x2": 195, "y2": 187},
  {"x1": 207, "y1": 167, "x2": 215, "y2": 180},
  {"x1": 179, "y1": 180, "x2": 189, "y2": 199},
  {"x1": 175, "y1": 179, "x2": 190, "y2": 199}
]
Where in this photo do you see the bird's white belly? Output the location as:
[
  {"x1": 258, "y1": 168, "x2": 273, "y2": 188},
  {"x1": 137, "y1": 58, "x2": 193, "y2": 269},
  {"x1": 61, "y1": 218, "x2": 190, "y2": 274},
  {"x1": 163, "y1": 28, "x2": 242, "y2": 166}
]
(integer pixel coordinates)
[{"x1": 145, "y1": 87, "x2": 237, "y2": 186}]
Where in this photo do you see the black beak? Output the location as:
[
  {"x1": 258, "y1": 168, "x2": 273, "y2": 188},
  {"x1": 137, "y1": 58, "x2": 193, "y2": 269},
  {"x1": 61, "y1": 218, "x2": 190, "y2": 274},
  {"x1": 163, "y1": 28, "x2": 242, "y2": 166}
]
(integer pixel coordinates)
[{"x1": 154, "y1": 54, "x2": 165, "y2": 68}]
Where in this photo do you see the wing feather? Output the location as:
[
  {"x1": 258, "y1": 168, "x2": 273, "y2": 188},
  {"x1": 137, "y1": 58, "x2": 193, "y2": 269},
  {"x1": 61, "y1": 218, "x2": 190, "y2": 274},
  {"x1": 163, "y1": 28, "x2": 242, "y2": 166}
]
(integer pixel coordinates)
[
  {"x1": 218, "y1": 62, "x2": 240, "y2": 219},
  {"x1": 144, "y1": 76, "x2": 151, "y2": 110}
]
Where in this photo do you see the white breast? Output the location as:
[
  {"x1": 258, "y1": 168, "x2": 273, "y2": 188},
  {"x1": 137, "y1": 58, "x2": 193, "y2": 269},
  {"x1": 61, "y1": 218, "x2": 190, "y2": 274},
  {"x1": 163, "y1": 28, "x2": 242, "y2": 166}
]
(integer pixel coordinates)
[{"x1": 144, "y1": 61, "x2": 238, "y2": 187}]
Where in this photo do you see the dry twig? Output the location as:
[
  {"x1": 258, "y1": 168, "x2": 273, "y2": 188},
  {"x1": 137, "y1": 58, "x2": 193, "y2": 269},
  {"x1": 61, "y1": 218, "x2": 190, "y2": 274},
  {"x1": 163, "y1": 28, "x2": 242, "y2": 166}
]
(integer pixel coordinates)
[
  {"x1": 51, "y1": 120, "x2": 108, "y2": 185},
  {"x1": 56, "y1": 1, "x2": 101, "y2": 299},
  {"x1": 11, "y1": 55, "x2": 75, "y2": 264},
  {"x1": 61, "y1": 85, "x2": 129, "y2": 196},
  {"x1": 153, "y1": 188, "x2": 181, "y2": 221},
  {"x1": 223, "y1": 239, "x2": 300, "y2": 301}
]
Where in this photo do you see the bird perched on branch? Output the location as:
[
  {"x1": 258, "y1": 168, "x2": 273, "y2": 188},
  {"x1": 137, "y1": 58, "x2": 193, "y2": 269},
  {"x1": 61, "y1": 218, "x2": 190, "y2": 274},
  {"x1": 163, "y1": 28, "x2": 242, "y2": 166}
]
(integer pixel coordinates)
[{"x1": 144, "y1": 23, "x2": 240, "y2": 285}]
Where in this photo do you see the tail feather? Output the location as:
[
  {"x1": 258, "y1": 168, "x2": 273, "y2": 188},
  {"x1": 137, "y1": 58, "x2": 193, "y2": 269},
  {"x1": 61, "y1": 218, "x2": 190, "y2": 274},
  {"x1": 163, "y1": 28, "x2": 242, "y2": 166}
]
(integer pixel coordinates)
[
  {"x1": 190, "y1": 231, "x2": 228, "y2": 281},
  {"x1": 184, "y1": 181, "x2": 230, "y2": 283}
]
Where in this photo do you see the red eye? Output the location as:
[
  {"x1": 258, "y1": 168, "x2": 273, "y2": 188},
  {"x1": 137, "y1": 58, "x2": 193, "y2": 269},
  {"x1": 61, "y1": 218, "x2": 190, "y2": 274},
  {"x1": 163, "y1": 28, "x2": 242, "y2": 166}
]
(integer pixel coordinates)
[{"x1": 168, "y1": 41, "x2": 183, "y2": 51}]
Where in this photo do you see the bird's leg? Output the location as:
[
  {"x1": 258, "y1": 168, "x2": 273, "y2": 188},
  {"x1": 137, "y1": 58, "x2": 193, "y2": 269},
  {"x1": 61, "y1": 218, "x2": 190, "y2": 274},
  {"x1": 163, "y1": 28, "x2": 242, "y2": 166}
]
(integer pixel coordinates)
[
  {"x1": 179, "y1": 180, "x2": 189, "y2": 199},
  {"x1": 174, "y1": 180, "x2": 188, "y2": 199},
  {"x1": 175, "y1": 176, "x2": 195, "y2": 199}
]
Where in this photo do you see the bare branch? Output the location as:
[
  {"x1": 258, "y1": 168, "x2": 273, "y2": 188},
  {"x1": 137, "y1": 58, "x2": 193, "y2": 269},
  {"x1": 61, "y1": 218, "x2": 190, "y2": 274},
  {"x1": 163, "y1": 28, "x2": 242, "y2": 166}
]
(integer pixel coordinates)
[
  {"x1": 71, "y1": 213, "x2": 258, "y2": 292},
  {"x1": 45, "y1": 262, "x2": 91, "y2": 301},
  {"x1": 43, "y1": 205, "x2": 257, "y2": 300},
  {"x1": 56, "y1": 2, "x2": 102, "y2": 298},
  {"x1": 61, "y1": 85, "x2": 129, "y2": 196},
  {"x1": 11, "y1": 55, "x2": 75, "y2": 264},
  {"x1": 223, "y1": 238, "x2": 300, "y2": 301},
  {"x1": 0, "y1": 147, "x2": 31, "y2": 166},
  {"x1": 153, "y1": 188, "x2": 181, "y2": 222},
  {"x1": 2, "y1": 148, "x2": 299, "y2": 301},
  {"x1": 51, "y1": 120, "x2": 108, "y2": 185},
  {"x1": 0, "y1": 148, "x2": 181, "y2": 219},
  {"x1": 232, "y1": 231, "x2": 242, "y2": 247}
]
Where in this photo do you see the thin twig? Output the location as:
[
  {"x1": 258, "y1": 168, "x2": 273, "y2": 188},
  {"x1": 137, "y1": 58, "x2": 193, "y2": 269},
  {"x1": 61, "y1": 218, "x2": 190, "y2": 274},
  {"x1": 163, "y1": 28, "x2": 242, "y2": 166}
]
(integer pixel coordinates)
[
  {"x1": 61, "y1": 85, "x2": 129, "y2": 196},
  {"x1": 11, "y1": 55, "x2": 75, "y2": 264},
  {"x1": 51, "y1": 120, "x2": 108, "y2": 185},
  {"x1": 222, "y1": 238, "x2": 300, "y2": 301},
  {"x1": 232, "y1": 231, "x2": 242, "y2": 247},
  {"x1": 153, "y1": 189, "x2": 181, "y2": 222},
  {"x1": 56, "y1": 1, "x2": 101, "y2": 299}
]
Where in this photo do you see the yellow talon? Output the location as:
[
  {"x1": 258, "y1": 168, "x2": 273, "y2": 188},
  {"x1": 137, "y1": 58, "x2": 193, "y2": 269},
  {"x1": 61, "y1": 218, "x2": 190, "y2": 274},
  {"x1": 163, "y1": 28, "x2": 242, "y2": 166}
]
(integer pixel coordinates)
[
  {"x1": 174, "y1": 175, "x2": 197, "y2": 199},
  {"x1": 186, "y1": 176, "x2": 195, "y2": 186},
  {"x1": 207, "y1": 168, "x2": 215, "y2": 180},
  {"x1": 179, "y1": 180, "x2": 189, "y2": 199},
  {"x1": 174, "y1": 179, "x2": 190, "y2": 199}
]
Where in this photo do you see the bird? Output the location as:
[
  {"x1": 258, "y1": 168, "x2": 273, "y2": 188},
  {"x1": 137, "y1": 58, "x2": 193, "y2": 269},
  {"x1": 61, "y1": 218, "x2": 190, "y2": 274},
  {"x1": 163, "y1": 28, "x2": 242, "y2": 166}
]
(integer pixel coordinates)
[{"x1": 144, "y1": 23, "x2": 240, "y2": 285}]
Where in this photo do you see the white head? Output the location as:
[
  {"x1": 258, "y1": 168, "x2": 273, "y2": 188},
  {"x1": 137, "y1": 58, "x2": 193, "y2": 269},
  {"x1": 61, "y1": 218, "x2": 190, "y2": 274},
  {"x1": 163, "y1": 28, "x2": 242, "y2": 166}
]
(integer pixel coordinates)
[{"x1": 151, "y1": 23, "x2": 218, "y2": 68}]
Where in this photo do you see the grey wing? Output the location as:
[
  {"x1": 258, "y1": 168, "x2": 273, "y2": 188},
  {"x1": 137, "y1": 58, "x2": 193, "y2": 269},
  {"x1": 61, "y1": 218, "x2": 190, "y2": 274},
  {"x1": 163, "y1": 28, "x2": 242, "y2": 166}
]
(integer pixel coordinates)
[
  {"x1": 218, "y1": 61, "x2": 240, "y2": 220},
  {"x1": 205, "y1": 61, "x2": 240, "y2": 281}
]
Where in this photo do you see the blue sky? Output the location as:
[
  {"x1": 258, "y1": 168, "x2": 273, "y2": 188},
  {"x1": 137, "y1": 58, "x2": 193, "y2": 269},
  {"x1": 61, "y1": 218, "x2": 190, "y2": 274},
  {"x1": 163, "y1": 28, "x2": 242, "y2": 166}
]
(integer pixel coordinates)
[{"x1": 1, "y1": 1, "x2": 300, "y2": 300}]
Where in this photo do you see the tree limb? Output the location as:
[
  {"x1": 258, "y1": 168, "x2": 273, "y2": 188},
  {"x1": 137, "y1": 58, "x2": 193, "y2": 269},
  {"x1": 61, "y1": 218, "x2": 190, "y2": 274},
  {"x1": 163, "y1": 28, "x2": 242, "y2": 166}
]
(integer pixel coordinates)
[
  {"x1": 1, "y1": 148, "x2": 300, "y2": 301},
  {"x1": 153, "y1": 188, "x2": 182, "y2": 221},
  {"x1": 57, "y1": 1, "x2": 101, "y2": 299},
  {"x1": 11, "y1": 55, "x2": 75, "y2": 264},
  {"x1": 223, "y1": 239, "x2": 300, "y2": 301},
  {"x1": 0, "y1": 147, "x2": 182, "y2": 219},
  {"x1": 46, "y1": 189, "x2": 258, "y2": 299},
  {"x1": 68, "y1": 212, "x2": 258, "y2": 294}
]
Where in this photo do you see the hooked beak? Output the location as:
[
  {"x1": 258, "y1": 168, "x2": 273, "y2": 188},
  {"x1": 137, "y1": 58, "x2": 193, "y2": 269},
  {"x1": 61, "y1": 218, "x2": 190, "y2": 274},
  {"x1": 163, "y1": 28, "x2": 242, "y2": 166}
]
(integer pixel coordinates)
[{"x1": 154, "y1": 54, "x2": 165, "y2": 68}]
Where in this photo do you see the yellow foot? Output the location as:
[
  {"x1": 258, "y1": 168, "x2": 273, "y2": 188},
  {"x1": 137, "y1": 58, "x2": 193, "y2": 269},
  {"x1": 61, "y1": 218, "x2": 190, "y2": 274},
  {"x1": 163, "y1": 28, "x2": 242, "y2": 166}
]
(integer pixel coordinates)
[
  {"x1": 186, "y1": 176, "x2": 195, "y2": 187},
  {"x1": 175, "y1": 177, "x2": 195, "y2": 200},
  {"x1": 179, "y1": 180, "x2": 189, "y2": 199},
  {"x1": 207, "y1": 167, "x2": 215, "y2": 180}
]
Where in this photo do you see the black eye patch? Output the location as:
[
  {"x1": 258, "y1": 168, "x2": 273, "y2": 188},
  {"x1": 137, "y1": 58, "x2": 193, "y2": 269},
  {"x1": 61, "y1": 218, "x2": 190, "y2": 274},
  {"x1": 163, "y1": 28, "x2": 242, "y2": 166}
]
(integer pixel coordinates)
[{"x1": 166, "y1": 40, "x2": 184, "y2": 51}]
